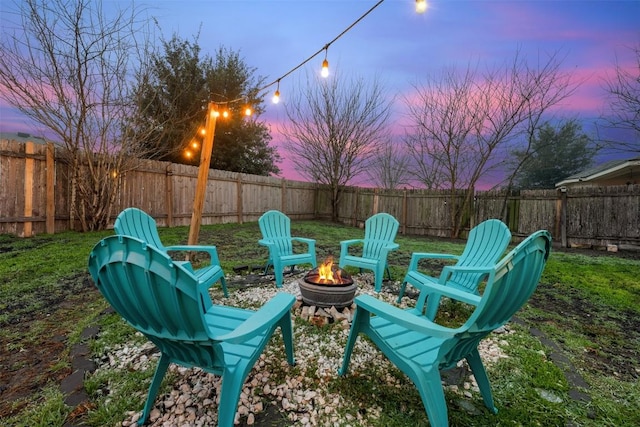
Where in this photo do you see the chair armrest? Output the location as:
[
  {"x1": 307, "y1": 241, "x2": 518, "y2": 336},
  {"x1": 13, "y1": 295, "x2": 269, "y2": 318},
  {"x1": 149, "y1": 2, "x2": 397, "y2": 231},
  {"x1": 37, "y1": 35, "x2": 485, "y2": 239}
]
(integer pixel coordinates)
[
  {"x1": 377, "y1": 242, "x2": 400, "y2": 259},
  {"x1": 355, "y1": 295, "x2": 456, "y2": 338},
  {"x1": 213, "y1": 293, "x2": 295, "y2": 344},
  {"x1": 166, "y1": 244, "x2": 221, "y2": 266},
  {"x1": 412, "y1": 264, "x2": 495, "y2": 305},
  {"x1": 258, "y1": 239, "x2": 282, "y2": 257},
  {"x1": 414, "y1": 278, "x2": 483, "y2": 306},
  {"x1": 291, "y1": 237, "x2": 316, "y2": 252},
  {"x1": 408, "y1": 252, "x2": 458, "y2": 271},
  {"x1": 291, "y1": 237, "x2": 315, "y2": 245},
  {"x1": 340, "y1": 239, "x2": 363, "y2": 251}
]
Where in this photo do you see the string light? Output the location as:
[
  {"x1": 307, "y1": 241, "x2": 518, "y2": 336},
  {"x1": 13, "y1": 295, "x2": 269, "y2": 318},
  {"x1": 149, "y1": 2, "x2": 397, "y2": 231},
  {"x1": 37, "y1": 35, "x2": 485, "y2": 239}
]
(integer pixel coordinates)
[
  {"x1": 272, "y1": 80, "x2": 281, "y2": 104},
  {"x1": 211, "y1": 1, "x2": 420, "y2": 106},
  {"x1": 260, "y1": 0, "x2": 387, "y2": 101},
  {"x1": 184, "y1": 0, "x2": 423, "y2": 158},
  {"x1": 321, "y1": 47, "x2": 329, "y2": 78}
]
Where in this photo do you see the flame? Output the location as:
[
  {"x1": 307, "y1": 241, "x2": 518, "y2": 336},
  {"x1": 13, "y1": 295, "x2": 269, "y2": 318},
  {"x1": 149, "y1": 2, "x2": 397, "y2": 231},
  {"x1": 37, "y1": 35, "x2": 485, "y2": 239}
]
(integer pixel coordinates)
[{"x1": 317, "y1": 257, "x2": 342, "y2": 284}]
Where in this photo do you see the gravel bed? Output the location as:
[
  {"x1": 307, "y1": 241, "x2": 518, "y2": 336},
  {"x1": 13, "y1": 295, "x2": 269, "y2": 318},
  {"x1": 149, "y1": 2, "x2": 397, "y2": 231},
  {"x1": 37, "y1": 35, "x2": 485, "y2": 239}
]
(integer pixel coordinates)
[{"x1": 95, "y1": 271, "x2": 511, "y2": 426}]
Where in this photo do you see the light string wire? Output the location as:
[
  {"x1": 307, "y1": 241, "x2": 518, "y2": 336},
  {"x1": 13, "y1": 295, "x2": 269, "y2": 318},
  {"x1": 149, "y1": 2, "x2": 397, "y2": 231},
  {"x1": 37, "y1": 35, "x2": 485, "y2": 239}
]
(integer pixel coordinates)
[{"x1": 219, "y1": 0, "x2": 387, "y2": 107}]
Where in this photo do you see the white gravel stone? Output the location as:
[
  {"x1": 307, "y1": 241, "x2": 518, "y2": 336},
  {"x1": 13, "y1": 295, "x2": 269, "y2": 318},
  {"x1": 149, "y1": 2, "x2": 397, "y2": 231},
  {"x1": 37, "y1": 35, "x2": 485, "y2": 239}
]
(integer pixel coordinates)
[{"x1": 94, "y1": 273, "x2": 510, "y2": 426}]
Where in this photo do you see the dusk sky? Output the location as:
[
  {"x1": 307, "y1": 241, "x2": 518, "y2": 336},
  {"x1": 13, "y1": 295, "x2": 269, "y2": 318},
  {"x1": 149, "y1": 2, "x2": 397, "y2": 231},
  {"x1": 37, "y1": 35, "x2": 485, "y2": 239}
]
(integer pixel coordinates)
[{"x1": 1, "y1": 0, "x2": 638, "y2": 185}]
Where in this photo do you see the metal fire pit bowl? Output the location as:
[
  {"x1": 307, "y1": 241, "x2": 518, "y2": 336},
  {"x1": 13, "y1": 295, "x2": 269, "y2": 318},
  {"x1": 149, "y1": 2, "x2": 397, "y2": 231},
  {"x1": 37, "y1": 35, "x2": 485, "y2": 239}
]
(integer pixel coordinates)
[{"x1": 298, "y1": 268, "x2": 356, "y2": 308}]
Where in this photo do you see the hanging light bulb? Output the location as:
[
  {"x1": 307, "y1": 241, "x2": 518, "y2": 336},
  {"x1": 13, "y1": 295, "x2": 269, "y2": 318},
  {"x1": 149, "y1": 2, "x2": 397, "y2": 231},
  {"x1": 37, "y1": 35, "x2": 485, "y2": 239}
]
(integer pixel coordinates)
[
  {"x1": 321, "y1": 58, "x2": 329, "y2": 78},
  {"x1": 272, "y1": 80, "x2": 281, "y2": 104},
  {"x1": 321, "y1": 48, "x2": 329, "y2": 78},
  {"x1": 222, "y1": 110, "x2": 230, "y2": 118},
  {"x1": 244, "y1": 106, "x2": 253, "y2": 116},
  {"x1": 415, "y1": 0, "x2": 427, "y2": 13}
]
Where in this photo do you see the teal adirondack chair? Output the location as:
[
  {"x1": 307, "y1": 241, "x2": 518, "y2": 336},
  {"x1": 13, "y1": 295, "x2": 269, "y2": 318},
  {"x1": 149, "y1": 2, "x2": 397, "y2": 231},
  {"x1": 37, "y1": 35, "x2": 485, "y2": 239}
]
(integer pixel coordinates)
[
  {"x1": 339, "y1": 213, "x2": 400, "y2": 292},
  {"x1": 114, "y1": 207, "x2": 228, "y2": 297},
  {"x1": 88, "y1": 235, "x2": 295, "y2": 427},
  {"x1": 397, "y1": 219, "x2": 511, "y2": 317},
  {"x1": 258, "y1": 210, "x2": 317, "y2": 287},
  {"x1": 339, "y1": 230, "x2": 551, "y2": 427}
]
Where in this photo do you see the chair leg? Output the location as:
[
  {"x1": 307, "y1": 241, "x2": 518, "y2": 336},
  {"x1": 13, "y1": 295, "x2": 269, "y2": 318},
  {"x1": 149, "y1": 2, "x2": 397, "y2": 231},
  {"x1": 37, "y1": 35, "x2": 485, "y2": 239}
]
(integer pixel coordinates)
[
  {"x1": 278, "y1": 314, "x2": 295, "y2": 366},
  {"x1": 274, "y1": 267, "x2": 284, "y2": 288},
  {"x1": 217, "y1": 369, "x2": 247, "y2": 427},
  {"x1": 338, "y1": 306, "x2": 368, "y2": 376},
  {"x1": 397, "y1": 281, "x2": 408, "y2": 303},
  {"x1": 374, "y1": 266, "x2": 386, "y2": 293},
  {"x1": 220, "y1": 276, "x2": 229, "y2": 298},
  {"x1": 424, "y1": 295, "x2": 442, "y2": 321},
  {"x1": 139, "y1": 353, "x2": 171, "y2": 425},
  {"x1": 466, "y1": 349, "x2": 498, "y2": 413},
  {"x1": 263, "y1": 261, "x2": 271, "y2": 275},
  {"x1": 415, "y1": 369, "x2": 450, "y2": 427}
]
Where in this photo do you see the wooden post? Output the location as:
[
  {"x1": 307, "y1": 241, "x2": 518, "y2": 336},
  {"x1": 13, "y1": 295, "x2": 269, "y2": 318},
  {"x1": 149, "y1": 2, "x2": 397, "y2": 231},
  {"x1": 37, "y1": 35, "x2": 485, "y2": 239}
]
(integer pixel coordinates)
[
  {"x1": 402, "y1": 188, "x2": 407, "y2": 235},
  {"x1": 559, "y1": 187, "x2": 568, "y2": 248},
  {"x1": 281, "y1": 179, "x2": 286, "y2": 213},
  {"x1": 373, "y1": 188, "x2": 379, "y2": 215},
  {"x1": 236, "y1": 176, "x2": 243, "y2": 224},
  {"x1": 46, "y1": 142, "x2": 55, "y2": 234},
  {"x1": 165, "y1": 165, "x2": 173, "y2": 227},
  {"x1": 23, "y1": 142, "x2": 34, "y2": 237},
  {"x1": 188, "y1": 103, "x2": 217, "y2": 245}
]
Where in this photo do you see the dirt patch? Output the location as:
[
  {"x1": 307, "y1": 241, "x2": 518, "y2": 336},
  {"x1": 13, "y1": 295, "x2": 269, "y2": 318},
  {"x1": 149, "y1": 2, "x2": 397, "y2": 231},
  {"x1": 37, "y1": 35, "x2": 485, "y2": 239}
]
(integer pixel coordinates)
[
  {"x1": 525, "y1": 281, "x2": 640, "y2": 382},
  {"x1": 0, "y1": 273, "x2": 99, "y2": 418}
]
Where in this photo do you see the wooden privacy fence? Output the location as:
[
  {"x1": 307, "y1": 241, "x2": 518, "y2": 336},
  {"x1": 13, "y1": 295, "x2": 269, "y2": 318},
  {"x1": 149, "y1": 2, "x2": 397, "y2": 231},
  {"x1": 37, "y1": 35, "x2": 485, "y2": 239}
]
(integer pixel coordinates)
[{"x1": 2, "y1": 138, "x2": 639, "y2": 249}]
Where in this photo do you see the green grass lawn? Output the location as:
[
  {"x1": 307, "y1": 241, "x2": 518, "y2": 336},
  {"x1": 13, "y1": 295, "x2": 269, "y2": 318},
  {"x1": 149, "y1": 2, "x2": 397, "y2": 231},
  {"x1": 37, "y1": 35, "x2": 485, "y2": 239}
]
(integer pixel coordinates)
[{"x1": 1, "y1": 220, "x2": 639, "y2": 426}]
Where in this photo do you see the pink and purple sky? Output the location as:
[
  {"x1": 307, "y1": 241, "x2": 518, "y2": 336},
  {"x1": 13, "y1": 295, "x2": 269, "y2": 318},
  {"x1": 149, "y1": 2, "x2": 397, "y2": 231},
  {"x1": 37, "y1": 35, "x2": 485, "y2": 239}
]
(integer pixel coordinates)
[{"x1": 1, "y1": 0, "x2": 638, "y2": 184}]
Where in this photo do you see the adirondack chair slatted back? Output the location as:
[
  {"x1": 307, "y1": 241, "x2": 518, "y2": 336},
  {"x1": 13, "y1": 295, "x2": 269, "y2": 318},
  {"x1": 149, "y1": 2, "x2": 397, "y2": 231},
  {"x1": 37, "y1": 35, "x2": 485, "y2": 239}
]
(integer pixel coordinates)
[
  {"x1": 438, "y1": 230, "x2": 551, "y2": 369},
  {"x1": 114, "y1": 208, "x2": 166, "y2": 251},
  {"x1": 362, "y1": 213, "x2": 399, "y2": 258},
  {"x1": 88, "y1": 236, "x2": 220, "y2": 366},
  {"x1": 259, "y1": 210, "x2": 293, "y2": 255},
  {"x1": 450, "y1": 219, "x2": 511, "y2": 292}
]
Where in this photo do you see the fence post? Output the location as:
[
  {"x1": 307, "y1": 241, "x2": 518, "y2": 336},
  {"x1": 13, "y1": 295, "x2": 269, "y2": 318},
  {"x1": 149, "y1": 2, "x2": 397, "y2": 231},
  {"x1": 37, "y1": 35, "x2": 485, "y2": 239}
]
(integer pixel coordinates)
[
  {"x1": 558, "y1": 187, "x2": 568, "y2": 247},
  {"x1": 373, "y1": 188, "x2": 379, "y2": 215},
  {"x1": 165, "y1": 165, "x2": 173, "y2": 227},
  {"x1": 46, "y1": 142, "x2": 55, "y2": 234},
  {"x1": 402, "y1": 188, "x2": 407, "y2": 235},
  {"x1": 281, "y1": 179, "x2": 286, "y2": 213},
  {"x1": 23, "y1": 142, "x2": 34, "y2": 237},
  {"x1": 237, "y1": 176, "x2": 243, "y2": 224}
]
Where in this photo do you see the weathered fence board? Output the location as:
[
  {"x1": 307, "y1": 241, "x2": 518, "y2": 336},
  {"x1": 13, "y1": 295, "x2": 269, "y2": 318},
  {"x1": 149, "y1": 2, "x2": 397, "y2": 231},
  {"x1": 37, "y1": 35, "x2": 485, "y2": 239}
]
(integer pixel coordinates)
[{"x1": 2, "y1": 139, "x2": 639, "y2": 249}]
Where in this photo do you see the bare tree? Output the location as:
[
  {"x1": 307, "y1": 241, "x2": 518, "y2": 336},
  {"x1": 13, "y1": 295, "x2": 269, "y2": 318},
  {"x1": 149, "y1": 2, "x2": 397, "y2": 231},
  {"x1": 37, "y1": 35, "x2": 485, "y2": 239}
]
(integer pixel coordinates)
[
  {"x1": 601, "y1": 42, "x2": 640, "y2": 154},
  {"x1": 0, "y1": 0, "x2": 158, "y2": 231},
  {"x1": 365, "y1": 138, "x2": 413, "y2": 190},
  {"x1": 405, "y1": 50, "x2": 576, "y2": 237},
  {"x1": 281, "y1": 72, "x2": 392, "y2": 221}
]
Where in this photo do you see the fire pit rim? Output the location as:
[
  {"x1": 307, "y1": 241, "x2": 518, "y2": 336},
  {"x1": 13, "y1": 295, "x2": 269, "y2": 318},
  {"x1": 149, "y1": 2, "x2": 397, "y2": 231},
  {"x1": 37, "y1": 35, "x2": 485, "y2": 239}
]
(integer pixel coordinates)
[{"x1": 303, "y1": 266, "x2": 354, "y2": 287}]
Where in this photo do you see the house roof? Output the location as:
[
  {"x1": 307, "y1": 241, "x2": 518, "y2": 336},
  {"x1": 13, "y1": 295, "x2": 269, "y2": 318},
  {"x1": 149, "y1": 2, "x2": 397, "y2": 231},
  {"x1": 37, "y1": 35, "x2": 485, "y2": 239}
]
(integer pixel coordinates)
[
  {"x1": 555, "y1": 156, "x2": 640, "y2": 187},
  {"x1": 0, "y1": 131, "x2": 49, "y2": 145}
]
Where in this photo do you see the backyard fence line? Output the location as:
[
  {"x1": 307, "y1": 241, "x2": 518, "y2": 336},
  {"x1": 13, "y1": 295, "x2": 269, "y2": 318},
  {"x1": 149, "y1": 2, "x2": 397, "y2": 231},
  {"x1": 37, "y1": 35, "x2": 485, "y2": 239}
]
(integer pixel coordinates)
[{"x1": 2, "y1": 138, "x2": 639, "y2": 249}]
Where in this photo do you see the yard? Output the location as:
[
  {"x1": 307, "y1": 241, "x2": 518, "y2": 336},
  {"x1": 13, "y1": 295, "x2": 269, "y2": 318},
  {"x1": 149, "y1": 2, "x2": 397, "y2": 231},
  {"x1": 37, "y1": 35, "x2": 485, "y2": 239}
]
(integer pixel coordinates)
[{"x1": 1, "y1": 220, "x2": 639, "y2": 426}]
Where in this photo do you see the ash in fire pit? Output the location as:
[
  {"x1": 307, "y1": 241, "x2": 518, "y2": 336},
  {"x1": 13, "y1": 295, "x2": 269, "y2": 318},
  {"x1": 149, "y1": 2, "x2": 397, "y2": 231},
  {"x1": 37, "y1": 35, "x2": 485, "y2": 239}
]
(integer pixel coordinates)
[{"x1": 298, "y1": 258, "x2": 356, "y2": 308}]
